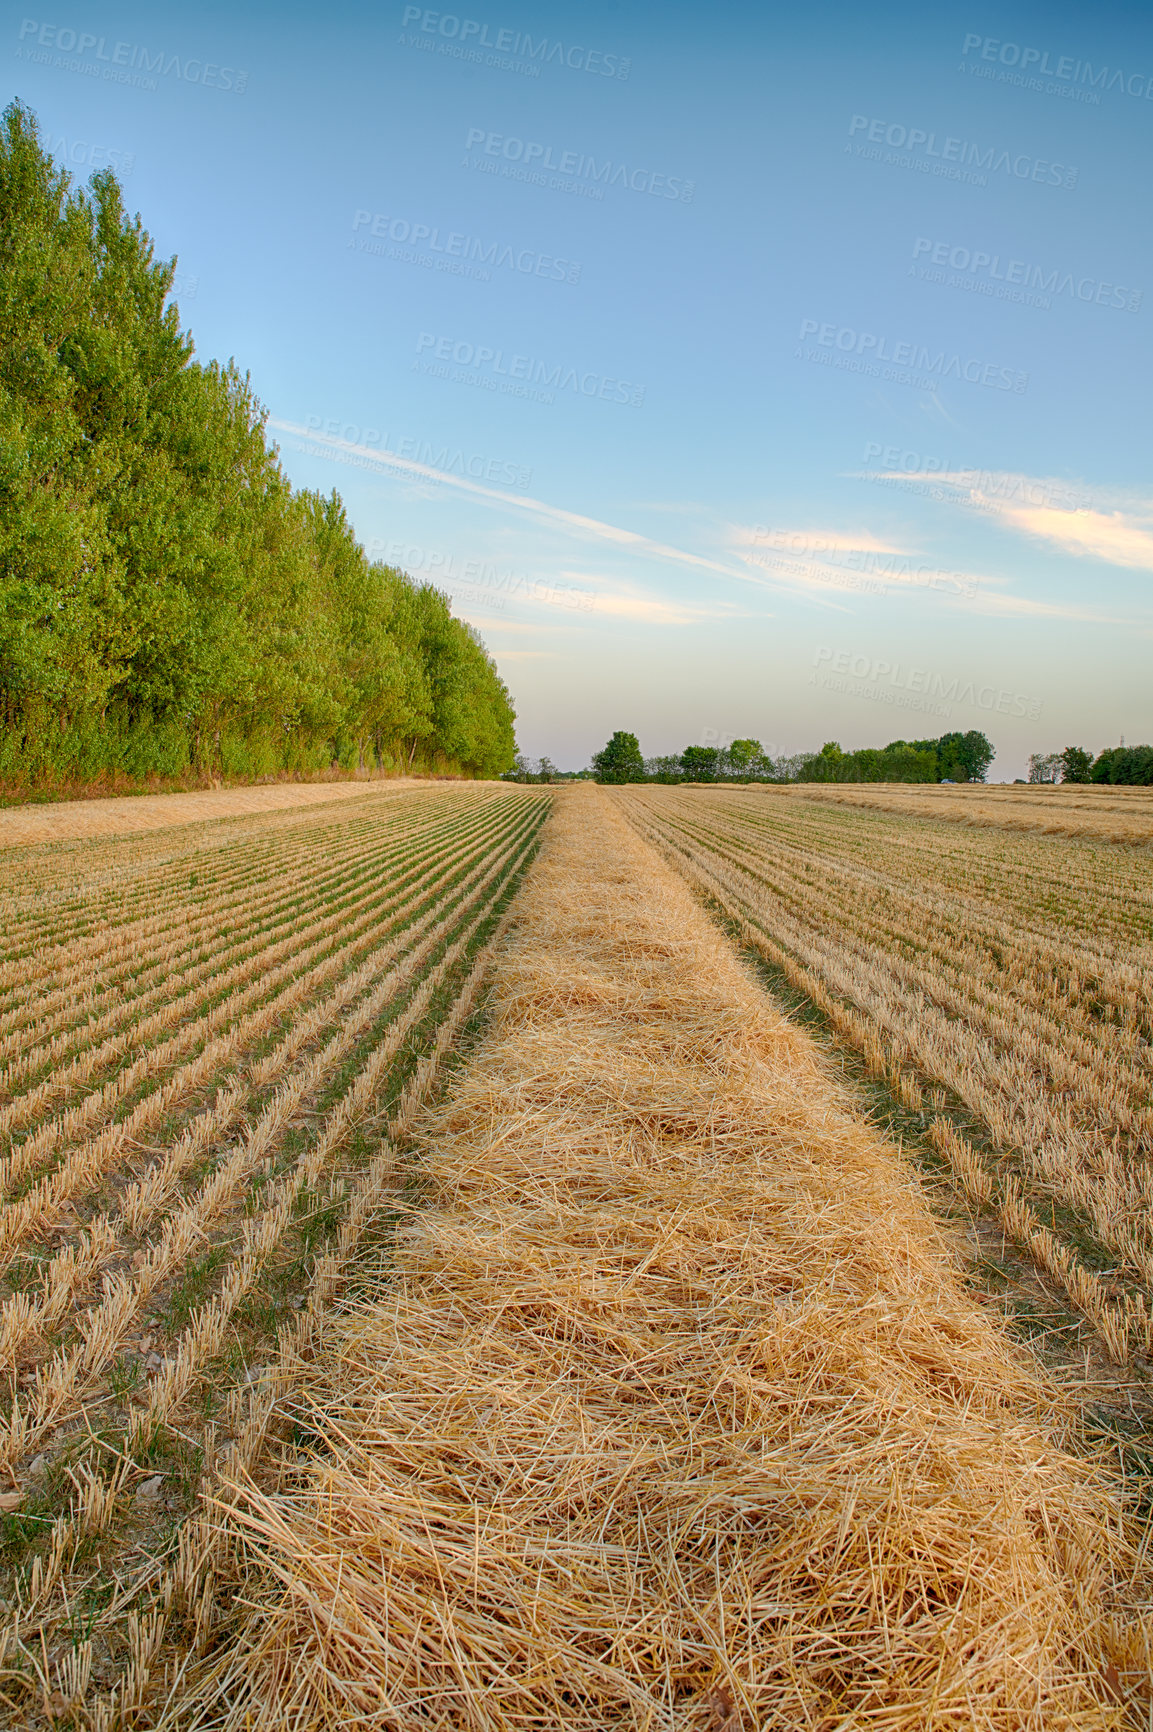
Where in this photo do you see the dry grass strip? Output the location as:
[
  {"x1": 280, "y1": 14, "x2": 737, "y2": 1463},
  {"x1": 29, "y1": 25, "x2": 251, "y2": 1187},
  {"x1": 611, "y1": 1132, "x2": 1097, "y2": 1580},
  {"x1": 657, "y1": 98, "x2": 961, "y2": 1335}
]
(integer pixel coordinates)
[{"x1": 177, "y1": 787, "x2": 1150, "y2": 1730}]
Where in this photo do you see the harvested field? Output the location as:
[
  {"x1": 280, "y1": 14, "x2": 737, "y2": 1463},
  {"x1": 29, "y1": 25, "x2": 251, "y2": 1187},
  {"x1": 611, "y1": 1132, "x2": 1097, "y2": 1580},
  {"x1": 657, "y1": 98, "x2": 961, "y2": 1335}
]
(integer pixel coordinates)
[
  {"x1": 617, "y1": 785, "x2": 1153, "y2": 1370},
  {"x1": 167, "y1": 789, "x2": 1149, "y2": 1730},
  {"x1": 0, "y1": 780, "x2": 548, "y2": 1724},
  {"x1": 0, "y1": 776, "x2": 441, "y2": 851},
  {"x1": 776, "y1": 782, "x2": 1153, "y2": 847}
]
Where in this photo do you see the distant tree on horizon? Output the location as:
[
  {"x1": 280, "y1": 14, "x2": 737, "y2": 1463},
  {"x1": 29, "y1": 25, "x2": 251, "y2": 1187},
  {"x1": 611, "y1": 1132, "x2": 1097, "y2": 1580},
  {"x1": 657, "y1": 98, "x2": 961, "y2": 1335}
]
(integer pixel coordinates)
[
  {"x1": 937, "y1": 732, "x2": 995, "y2": 783},
  {"x1": 726, "y1": 738, "x2": 765, "y2": 778},
  {"x1": 592, "y1": 731, "x2": 645, "y2": 783},
  {"x1": 1028, "y1": 752, "x2": 1063, "y2": 784},
  {"x1": 1060, "y1": 747, "x2": 1093, "y2": 783},
  {"x1": 1091, "y1": 744, "x2": 1153, "y2": 784},
  {"x1": 680, "y1": 745, "x2": 719, "y2": 782}
]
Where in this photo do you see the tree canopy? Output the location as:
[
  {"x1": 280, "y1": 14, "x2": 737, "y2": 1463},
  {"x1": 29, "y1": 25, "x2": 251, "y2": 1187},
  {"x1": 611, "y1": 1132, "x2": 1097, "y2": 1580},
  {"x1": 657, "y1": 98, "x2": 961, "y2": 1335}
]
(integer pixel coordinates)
[
  {"x1": 1088, "y1": 744, "x2": 1153, "y2": 785},
  {"x1": 793, "y1": 732, "x2": 993, "y2": 784},
  {"x1": 0, "y1": 101, "x2": 516, "y2": 789},
  {"x1": 679, "y1": 745, "x2": 719, "y2": 782},
  {"x1": 591, "y1": 731, "x2": 996, "y2": 785},
  {"x1": 592, "y1": 731, "x2": 645, "y2": 784},
  {"x1": 1060, "y1": 747, "x2": 1093, "y2": 784}
]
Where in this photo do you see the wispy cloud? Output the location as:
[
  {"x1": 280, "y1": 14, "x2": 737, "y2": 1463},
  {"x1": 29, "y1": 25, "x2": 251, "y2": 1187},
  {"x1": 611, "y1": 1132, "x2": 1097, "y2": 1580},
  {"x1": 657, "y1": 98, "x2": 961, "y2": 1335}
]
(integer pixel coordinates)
[
  {"x1": 585, "y1": 592, "x2": 725, "y2": 625},
  {"x1": 1001, "y1": 501, "x2": 1153, "y2": 570},
  {"x1": 729, "y1": 523, "x2": 974, "y2": 606},
  {"x1": 736, "y1": 512, "x2": 1137, "y2": 624},
  {"x1": 958, "y1": 590, "x2": 1127, "y2": 623},
  {"x1": 556, "y1": 572, "x2": 746, "y2": 626},
  {"x1": 729, "y1": 526, "x2": 911, "y2": 558},
  {"x1": 271, "y1": 419, "x2": 767, "y2": 591},
  {"x1": 871, "y1": 470, "x2": 1153, "y2": 573}
]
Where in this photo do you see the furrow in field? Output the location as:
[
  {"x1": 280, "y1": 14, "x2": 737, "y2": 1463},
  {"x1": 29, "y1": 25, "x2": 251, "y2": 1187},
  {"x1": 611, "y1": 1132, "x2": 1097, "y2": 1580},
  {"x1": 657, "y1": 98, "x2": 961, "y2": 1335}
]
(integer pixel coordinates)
[
  {"x1": 5, "y1": 797, "x2": 547, "y2": 1723},
  {"x1": 649, "y1": 797, "x2": 1152, "y2": 1060},
  {"x1": 620, "y1": 789, "x2": 1153, "y2": 1357},
  {"x1": 0, "y1": 784, "x2": 490, "y2": 1000},
  {"x1": 0, "y1": 801, "x2": 523, "y2": 1205},
  {"x1": 0, "y1": 803, "x2": 483, "y2": 1091},
  {"x1": 0, "y1": 807, "x2": 542, "y2": 1425},
  {"x1": 0, "y1": 795, "x2": 508, "y2": 1114},
  {"x1": 0, "y1": 789, "x2": 480, "y2": 1037},
  {"x1": 631, "y1": 795, "x2": 1152, "y2": 1149}
]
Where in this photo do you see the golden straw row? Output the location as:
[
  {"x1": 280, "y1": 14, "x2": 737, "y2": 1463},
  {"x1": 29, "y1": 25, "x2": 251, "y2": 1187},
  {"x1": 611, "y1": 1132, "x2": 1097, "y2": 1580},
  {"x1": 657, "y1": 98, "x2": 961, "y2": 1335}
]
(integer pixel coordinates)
[{"x1": 165, "y1": 786, "x2": 1149, "y2": 1731}]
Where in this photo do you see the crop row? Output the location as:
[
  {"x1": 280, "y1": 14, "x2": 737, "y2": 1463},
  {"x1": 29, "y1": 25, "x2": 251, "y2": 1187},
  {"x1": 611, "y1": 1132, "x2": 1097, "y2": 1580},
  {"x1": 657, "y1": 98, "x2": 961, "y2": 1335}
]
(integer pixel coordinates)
[
  {"x1": 618, "y1": 787, "x2": 1153, "y2": 1361},
  {"x1": 0, "y1": 784, "x2": 548, "y2": 1724}
]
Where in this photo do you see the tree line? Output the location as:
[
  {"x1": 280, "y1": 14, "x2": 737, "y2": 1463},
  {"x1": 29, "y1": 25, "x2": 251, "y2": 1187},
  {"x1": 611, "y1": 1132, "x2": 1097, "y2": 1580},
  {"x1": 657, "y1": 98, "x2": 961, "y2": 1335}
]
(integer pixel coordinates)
[
  {"x1": 0, "y1": 102, "x2": 517, "y2": 792},
  {"x1": 1027, "y1": 746, "x2": 1153, "y2": 786},
  {"x1": 591, "y1": 731, "x2": 996, "y2": 785}
]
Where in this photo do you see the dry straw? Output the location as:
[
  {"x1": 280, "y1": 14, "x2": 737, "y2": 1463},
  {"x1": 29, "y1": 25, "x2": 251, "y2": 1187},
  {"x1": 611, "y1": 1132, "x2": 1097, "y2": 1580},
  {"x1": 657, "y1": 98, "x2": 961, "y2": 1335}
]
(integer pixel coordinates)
[
  {"x1": 178, "y1": 789, "x2": 1149, "y2": 1730},
  {"x1": 615, "y1": 785, "x2": 1153, "y2": 1357},
  {"x1": 779, "y1": 781, "x2": 1153, "y2": 848},
  {"x1": 0, "y1": 773, "x2": 430, "y2": 851},
  {"x1": 0, "y1": 787, "x2": 545, "y2": 1716}
]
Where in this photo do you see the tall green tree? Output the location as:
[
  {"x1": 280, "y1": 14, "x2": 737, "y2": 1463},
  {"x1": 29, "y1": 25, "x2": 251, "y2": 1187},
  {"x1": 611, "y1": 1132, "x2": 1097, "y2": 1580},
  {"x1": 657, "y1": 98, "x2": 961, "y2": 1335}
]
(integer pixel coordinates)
[
  {"x1": 592, "y1": 731, "x2": 644, "y2": 783},
  {"x1": 937, "y1": 731, "x2": 995, "y2": 782},
  {"x1": 1060, "y1": 746, "x2": 1093, "y2": 784},
  {"x1": 1091, "y1": 744, "x2": 1153, "y2": 785},
  {"x1": 680, "y1": 745, "x2": 719, "y2": 782},
  {"x1": 726, "y1": 738, "x2": 764, "y2": 779},
  {"x1": 0, "y1": 101, "x2": 516, "y2": 788}
]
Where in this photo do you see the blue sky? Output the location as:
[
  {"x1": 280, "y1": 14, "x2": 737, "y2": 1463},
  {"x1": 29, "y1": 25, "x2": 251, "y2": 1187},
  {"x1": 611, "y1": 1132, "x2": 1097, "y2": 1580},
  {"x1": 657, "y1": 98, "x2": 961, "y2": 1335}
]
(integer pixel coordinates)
[{"x1": 9, "y1": 0, "x2": 1153, "y2": 775}]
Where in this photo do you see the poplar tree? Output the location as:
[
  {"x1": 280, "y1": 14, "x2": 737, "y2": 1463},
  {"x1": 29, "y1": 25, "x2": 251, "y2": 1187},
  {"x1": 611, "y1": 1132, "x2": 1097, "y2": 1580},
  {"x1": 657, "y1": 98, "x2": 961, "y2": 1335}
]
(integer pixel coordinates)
[{"x1": 0, "y1": 101, "x2": 516, "y2": 787}]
